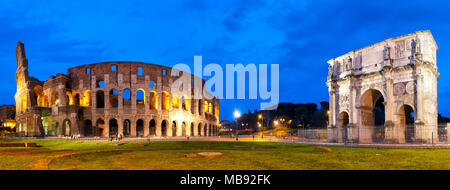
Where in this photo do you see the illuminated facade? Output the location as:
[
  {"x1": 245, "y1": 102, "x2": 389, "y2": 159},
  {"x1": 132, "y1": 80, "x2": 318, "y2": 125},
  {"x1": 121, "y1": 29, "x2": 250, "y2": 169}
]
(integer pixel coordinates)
[
  {"x1": 0, "y1": 105, "x2": 16, "y2": 129},
  {"x1": 14, "y1": 42, "x2": 220, "y2": 137}
]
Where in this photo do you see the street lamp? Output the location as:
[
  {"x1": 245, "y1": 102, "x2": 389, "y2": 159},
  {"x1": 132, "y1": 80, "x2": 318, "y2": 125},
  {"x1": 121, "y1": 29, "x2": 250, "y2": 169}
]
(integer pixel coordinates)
[{"x1": 233, "y1": 110, "x2": 241, "y2": 141}]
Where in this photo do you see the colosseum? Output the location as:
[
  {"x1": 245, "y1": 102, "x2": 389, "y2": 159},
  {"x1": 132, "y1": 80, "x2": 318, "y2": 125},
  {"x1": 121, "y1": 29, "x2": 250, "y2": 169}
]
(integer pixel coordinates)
[{"x1": 14, "y1": 42, "x2": 220, "y2": 138}]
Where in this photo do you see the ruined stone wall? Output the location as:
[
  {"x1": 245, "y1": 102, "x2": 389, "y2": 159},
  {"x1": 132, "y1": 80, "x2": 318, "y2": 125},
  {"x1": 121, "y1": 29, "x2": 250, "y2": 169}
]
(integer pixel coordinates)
[{"x1": 14, "y1": 42, "x2": 220, "y2": 137}]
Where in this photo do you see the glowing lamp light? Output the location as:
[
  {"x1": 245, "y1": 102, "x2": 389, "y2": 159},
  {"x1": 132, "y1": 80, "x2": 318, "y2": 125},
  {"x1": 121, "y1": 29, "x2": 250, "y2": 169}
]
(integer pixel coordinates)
[{"x1": 234, "y1": 110, "x2": 241, "y2": 119}]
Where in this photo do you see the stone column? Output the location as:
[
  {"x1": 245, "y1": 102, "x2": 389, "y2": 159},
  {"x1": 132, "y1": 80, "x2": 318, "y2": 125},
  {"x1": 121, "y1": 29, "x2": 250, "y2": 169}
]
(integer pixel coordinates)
[
  {"x1": 131, "y1": 119, "x2": 136, "y2": 137},
  {"x1": 156, "y1": 120, "x2": 162, "y2": 137},
  {"x1": 118, "y1": 119, "x2": 124, "y2": 136},
  {"x1": 144, "y1": 118, "x2": 150, "y2": 137},
  {"x1": 104, "y1": 117, "x2": 110, "y2": 137}
]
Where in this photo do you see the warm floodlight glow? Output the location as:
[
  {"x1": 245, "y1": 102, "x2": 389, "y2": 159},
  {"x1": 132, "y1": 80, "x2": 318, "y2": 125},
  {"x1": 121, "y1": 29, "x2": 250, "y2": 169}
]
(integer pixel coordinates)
[{"x1": 234, "y1": 110, "x2": 241, "y2": 119}]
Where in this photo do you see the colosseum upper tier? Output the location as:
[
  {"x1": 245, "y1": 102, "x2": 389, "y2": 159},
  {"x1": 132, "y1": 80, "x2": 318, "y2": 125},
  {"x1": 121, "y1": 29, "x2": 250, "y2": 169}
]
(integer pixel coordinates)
[{"x1": 14, "y1": 42, "x2": 220, "y2": 137}]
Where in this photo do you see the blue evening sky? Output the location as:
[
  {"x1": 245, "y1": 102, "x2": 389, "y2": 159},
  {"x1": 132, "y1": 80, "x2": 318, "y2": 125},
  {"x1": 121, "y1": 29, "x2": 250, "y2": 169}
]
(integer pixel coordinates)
[{"x1": 0, "y1": 0, "x2": 450, "y2": 121}]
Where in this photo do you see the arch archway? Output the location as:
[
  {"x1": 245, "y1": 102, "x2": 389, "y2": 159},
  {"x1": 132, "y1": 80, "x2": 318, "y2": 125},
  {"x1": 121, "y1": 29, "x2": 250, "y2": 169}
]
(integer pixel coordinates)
[
  {"x1": 96, "y1": 119, "x2": 105, "y2": 137},
  {"x1": 83, "y1": 120, "x2": 93, "y2": 137},
  {"x1": 398, "y1": 105, "x2": 415, "y2": 143},
  {"x1": 110, "y1": 89, "x2": 119, "y2": 108},
  {"x1": 359, "y1": 89, "x2": 385, "y2": 143},
  {"x1": 136, "y1": 119, "x2": 144, "y2": 137},
  {"x1": 182, "y1": 122, "x2": 187, "y2": 137},
  {"x1": 109, "y1": 119, "x2": 118, "y2": 137},
  {"x1": 149, "y1": 119, "x2": 156, "y2": 136},
  {"x1": 96, "y1": 91, "x2": 105, "y2": 108},
  {"x1": 339, "y1": 112, "x2": 349, "y2": 141},
  {"x1": 161, "y1": 120, "x2": 168, "y2": 137},
  {"x1": 162, "y1": 91, "x2": 169, "y2": 110},
  {"x1": 150, "y1": 91, "x2": 158, "y2": 110},
  {"x1": 63, "y1": 119, "x2": 71, "y2": 136},
  {"x1": 172, "y1": 121, "x2": 177, "y2": 137},
  {"x1": 198, "y1": 123, "x2": 202, "y2": 136},
  {"x1": 123, "y1": 119, "x2": 131, "y2": 137}
]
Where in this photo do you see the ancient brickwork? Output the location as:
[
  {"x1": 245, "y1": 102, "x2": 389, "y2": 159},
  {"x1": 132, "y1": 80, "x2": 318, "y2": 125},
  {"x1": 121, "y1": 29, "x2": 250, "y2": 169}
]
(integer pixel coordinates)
[{"x1": 14, "y1": 42, "x2": 220, "y2": 137}]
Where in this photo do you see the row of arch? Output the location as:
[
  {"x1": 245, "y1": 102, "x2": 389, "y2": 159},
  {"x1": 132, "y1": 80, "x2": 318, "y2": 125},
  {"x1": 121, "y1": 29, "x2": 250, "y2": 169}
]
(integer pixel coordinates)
[
  {"x1": 31, "y1": 86, "x2": 218, "y2": 116},
  {"x1": 78, "y1": 119, "x2": 219, "y2": 137}
]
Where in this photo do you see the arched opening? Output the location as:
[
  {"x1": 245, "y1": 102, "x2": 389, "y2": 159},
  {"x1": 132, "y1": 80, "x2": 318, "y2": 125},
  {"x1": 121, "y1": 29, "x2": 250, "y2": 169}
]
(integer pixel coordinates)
[
  {"x1": 51, "y1": 91, "x2": 60, "y2": 106},
  {"x1": 96, "y1": 119, "x2": 105, "y2": 137},
  {"x1": 191, "y1": 123, "x2": 194, "y2": 136},
  {"x1": 66, "y1": 91, "x2": 74, "y2": 105},
  {"x1": 109, "y1": 119, "x2": 118, "y2": 137},
  {"x1": 136, "y1": 119, "x2": 144, "y2": 137},
  {"x1": 198, "y1": 100, "x2": 202, "y2": 114},
  {"x1": 209, "y1": 103, "x2": 213, "y2": 114},
  {"x1": 204, "y1": 101, "x2": 209, "y2": 114},
  {"x1": 83, "y1": 90, "x2": 91, "y2": 107},
  {"x1": 198, "y1": 123, "x2": 202, "y2": 136},
  {"x1": 33, "y1": 85, "x2": 44, "y2": 107},
  {"x1": 123, "y1": 89, "x2": 131, "y2": 107},
  {"x1": 63, "y1": 119, "x2": 71, "y2": 136},
  {"x1": 339, "y1": 112, "x2": 349, "y2": 141},
  {"x1": 22, "y1": 95, "x2": 27, "y2": 111},
  {"x1": 123, "y1": 119, "x2": 131, "y2": 137},
  {"x1": 204, "y1": 124, "x2": 208, "y2": 136},
  {"x1": 399, "y1": 105, "x2": 415, "y2": 143},
  {"x1": 172, "y1": 121, "x2": 177, "y2": 137},
  {"x1": 182, "y1": 95, "x2": 189, "y2": 111},
  {"x1": 150, "y1": 91, "x2": 158, "y2": 110},
  {"x1": 182, "y1": 122, "x2": 187, "y2": 137},
  {"x1": 110, "y1": 89, "x2": 119, "y2": 108},
  {"x1": 149, "y1": 119, "x2": 156, "y2": 136},
  {"x1": 172, "y1": 94, "x2": 179, "y2": 109},
  {"x1": 162, "y1": 91, "x2": 169, "y2": 110},
  {"x1": 359, "y1": 89, "x2": 385, "y2": 143},
  {"x1": 209, "y1": 124, "x2": 212, "y2": 136},
  {"x1": 83, "y1": 120, "x2": 93, "y2": 137},
  {"x1": 161, "y1": 120, "x2": 167, "y2": 137},
  {"x1": 96, "y1": 91, "x2": 105, "y2": 108},
  {"x1": 51, "y1": 121, "x2": 59, "y2": 136},
  {"x1": 73, "y1": 93, "x2": 80, "y2": 106},
  {"x1": 136, "y1": 89, "x2": 145, "y2": 105}
]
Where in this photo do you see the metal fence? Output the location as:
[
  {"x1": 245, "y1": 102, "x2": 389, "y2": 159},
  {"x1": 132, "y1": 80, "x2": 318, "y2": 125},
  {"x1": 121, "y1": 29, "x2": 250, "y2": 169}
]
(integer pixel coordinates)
[{"x1": 295, "y1": 124, "x2": 449, "y2": 145}]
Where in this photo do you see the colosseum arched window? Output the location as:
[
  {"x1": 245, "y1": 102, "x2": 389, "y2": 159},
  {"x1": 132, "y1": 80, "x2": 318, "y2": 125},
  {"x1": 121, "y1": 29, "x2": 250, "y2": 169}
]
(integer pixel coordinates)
[
  {"x1": 204, "y1": 101, "x2": 209, "y2": 113},
  {"x1": 162, "y1": 91, "x2": 169, "y2": 110},
  {"x1": 109, "y1": 89, "x2": 119, "y2": 108},
  {"x1": 149, "y1": 81, "x2": 155, "y2": 89},
  {"x1": 51, "y1": 91, "x2": 59, "y2": 106},
  {"x1": 22, "y1": 95, "x2": 27, "y2": 111},
  {"x1": 150, "y1": 91, "x2": 158, "y2": 110},
  {"x1": 97, "y1": 80, "x2": 105, "y2": 88},
  {"x1": 209, "y1": 102, "x2": 213, "y2": 114},
  {"x1": 172, "y1": 93, "x2": 179, "y2": 109},
  {"x1": 96, "y1": 91, "x2": 105, "y2": 108},
  {"x1": 181, "y1": 95, "x2": 189, "y2": 111},
  {"x1": 73, "y1": 93, "x2": 80, "y2": 105},
  {"x1": 66, "y1": 91, "x2": 73, "y2": 105},
  {"x1": 82, "y1": 90, "x2": 91, "y2": 107},
  {"x1": 136, "y1": 89, "x2": 145, "y2": 105},
  {"x1": 123, "y1": 89, "x2": 131, "y2": 106},
  {"x1": 33, "y1": 85, "x2": 44, "y2": 107}
]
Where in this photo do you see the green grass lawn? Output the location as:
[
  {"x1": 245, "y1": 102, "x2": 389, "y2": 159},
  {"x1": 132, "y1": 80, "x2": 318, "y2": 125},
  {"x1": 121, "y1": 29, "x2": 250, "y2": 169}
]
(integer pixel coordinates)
[{"x1": 1, "y1": 139, "x2": 450, "y2": 170}]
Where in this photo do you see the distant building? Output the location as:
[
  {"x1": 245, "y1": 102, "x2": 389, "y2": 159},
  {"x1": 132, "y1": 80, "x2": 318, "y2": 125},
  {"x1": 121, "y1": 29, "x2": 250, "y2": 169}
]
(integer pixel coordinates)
[{"x1": 0, "y1": 105, "x2": 16, "y2": 129}]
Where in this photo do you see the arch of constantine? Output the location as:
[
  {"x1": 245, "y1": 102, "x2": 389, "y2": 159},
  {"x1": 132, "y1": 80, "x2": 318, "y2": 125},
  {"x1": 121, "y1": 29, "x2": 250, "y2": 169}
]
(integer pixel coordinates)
[
  {"x1": 14, "y1": 42, "x2": 220, "y2": 138},
  {"x1": 327, "y1": 30, "x2": 439, "y2": 144}
]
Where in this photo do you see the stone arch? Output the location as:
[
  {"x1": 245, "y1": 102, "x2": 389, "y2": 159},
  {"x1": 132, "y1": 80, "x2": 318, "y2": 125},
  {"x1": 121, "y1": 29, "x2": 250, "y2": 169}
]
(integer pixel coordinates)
[
  {"x1": 73, "y1": 93, "x2": 80, "y2": 106},
  {"x1": 339, "y1": 112, "x2": 350, "y2": 141},
  {"x1": 182, "y1": 122, "x2": 187, "y2": 137},
  {"x1": 181, "y1": 95, "x2": 189, "y2": 111},
  {"x1": 96, "y1": 90, "x2": 105, "y2": 108},
  {"x1": 63, "y1": 119, "x2": 71, "y2": 136},
  {"x1": 359, "y1": 89, "x2": 386, "y2": 143},
  {"x1": 161, "y1": 120, "x2": 168, "y2": 137},
  {"x1": 398, "y1": 104, "x2": 415, "y2": 143},
  {"x1": 51, "y1": 121, "x2": 59, "y2": 136},
  {"x1": 198, "y1": 123, "x2": 202, "y2": 136},
  {"x1": 83, "y1": 90, "x2": 91, "y2": 107},
  {"x1": 123, "y1": 119, "x2": 131, "y2": 137},
  {"x1": 109, "y1": 89, "x2": 119, "y2": 108},
  {"x1": 172, "y1": 93, "x2": 179, "y2": 109},
  {"x1": 96, "y1": 119, "x2": 105, "y2": 137},
  {"x1": 109, "y1": 119, "x2": 119, "y2": 137},
  {"x1": 172, "y1": 121, "x2": 177, "y2": 137},
  {"x1": 33, "y1": 85, "x2": 44, "y2": 107},
  {"x1": 136, "y1": 119, "x2": 144, "y2": 137},
  {"x1": 66, "y1": 91, "x2": 74, "y2": 105},
  {"x1": 51, "y1": 91, "x2": 60, "y2": 106},
  {"x1": 149, "y1": 119, "x2": 156, "y2": 136},
  {"x1": 150, "y1": 91, "x2": 158, "y2": 110},
  {"x1": 136, "y1": 88, "x2": 145, "y2": 105},
  {"x1": 83, "y1": 120, "x2": 93, "y2": 137},
  {"x1": 123, "y1": 89, "x2": 132, "y2": 106},
  {"x1": 162, "y1": 91, "x2": 170, "y2": 110}
]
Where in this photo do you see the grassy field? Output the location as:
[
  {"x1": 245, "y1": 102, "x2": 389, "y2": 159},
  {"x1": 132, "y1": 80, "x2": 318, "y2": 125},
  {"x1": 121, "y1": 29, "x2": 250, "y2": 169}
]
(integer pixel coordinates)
[{"x1": 1, "y1": 139, "x2": 450, "y2": 170}]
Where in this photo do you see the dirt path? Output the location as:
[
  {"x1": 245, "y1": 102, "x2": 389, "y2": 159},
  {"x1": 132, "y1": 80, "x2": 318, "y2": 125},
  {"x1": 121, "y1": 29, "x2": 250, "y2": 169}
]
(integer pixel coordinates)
[{"x1": 28, "y1": 149, "x2": 132, "y2": 170}]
